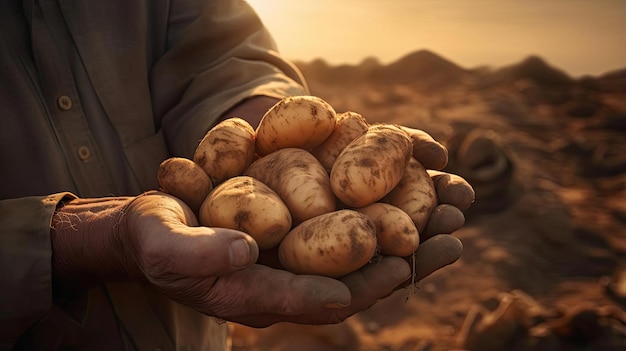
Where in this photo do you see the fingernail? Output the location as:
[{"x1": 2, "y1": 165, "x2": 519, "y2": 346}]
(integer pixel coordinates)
[{"x1": 229, "y1": 239, "x2": 252, "y2": 268}]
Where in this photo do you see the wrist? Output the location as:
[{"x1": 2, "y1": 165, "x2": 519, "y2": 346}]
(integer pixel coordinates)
[
  {"x1": 221, "y1": 95, "x2": 280, "y2": 128},
  {"x1": 51, "y1": 196, "x2": 143, "y2": 292}
]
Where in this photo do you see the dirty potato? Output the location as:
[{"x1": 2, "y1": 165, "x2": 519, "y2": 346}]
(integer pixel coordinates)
[
  {"x1": 244, "y1": 148, "x2": 336, "y2": 224},
  {"x1": 356, "y1": 203, "x2": 420, "y2": 257},
  {"x1": 383, "y1": 157, "x2": 437, "y2": 232},
  {"x1": 255, "y1": 96, "x2": 337, "y2": 156},
  {"x1": 278, "y1": 210, "x2": 378, "y2": 278},
  {"x1": 193, "y1": 117, "x2": 256, "y2": 185},
  {"x1": 330, "y1": 123, "x2": 412, "y2": 208},
  {"x1": 157, "y1": 157, "x2": 213, "y2": 213},
  {"x1": 198, "y1": 176, "x2": 292, "y2": 249},
  {"x1": 311, "y1": 111, "x2": 369, "y2": 172}
]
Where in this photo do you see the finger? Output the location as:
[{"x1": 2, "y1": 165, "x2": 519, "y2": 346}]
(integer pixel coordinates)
[
  {"x1": 422, "y1": 204, "x2": 465, "y2": 241},
  {"x1": 235, "y1": 256, "x2": 412, "y2": 326},
  {"x1": 400, "y1": 126, "x2": 449, "y2": 170},
  {"x1": 336, "y1": 256, "x2": 411, "y2": 316},
  {"x1": 208, "y1": 265, "x2": 352, "y2": 326},
  {"x1": 428, "y1": 170, "x2": 475, "y2": 210},
  {"x1": 413, "y1": 234, "x2": 463, "y2": 281}
]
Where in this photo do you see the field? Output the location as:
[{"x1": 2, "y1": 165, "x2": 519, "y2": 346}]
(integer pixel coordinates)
[{"x1": 231, "y1": 51, "x2": 626, "y2": 351}]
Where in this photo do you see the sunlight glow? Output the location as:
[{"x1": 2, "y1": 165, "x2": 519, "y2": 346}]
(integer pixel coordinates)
[{"x1": 245, "y1": 0, "x2": 626, "y2": 76}]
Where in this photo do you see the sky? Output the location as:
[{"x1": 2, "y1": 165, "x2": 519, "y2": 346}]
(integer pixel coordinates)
[{"x1": 245, "y1": 0, "x2": 626, "y2": 77}]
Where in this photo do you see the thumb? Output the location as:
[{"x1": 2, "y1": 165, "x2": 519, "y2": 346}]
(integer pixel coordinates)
[
  {"x1": 156, "y1": 225, "x2": 260, "y2": 277},
  {"x1": 127, "y1": 192, "x2": 260, "y2": 278}
]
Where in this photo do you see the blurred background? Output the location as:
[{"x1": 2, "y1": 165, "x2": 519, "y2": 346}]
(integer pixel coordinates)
[
  {"x1": 247, "y1": 0, "x2": 625, "y2": 77},
  {"x1": 234, "y1": 1, "x2": 626, "y2": 350}
]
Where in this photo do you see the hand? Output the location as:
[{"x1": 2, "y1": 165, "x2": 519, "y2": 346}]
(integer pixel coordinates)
[
  {"x1": 423, "y1": 170, "x2": 475, "y2": 240},
  {"x1": 123, "y1": 193, "x2": 462, "y2": 327},
  {"x1": 51, "y1": 192, "x2": 463, "y2": 327}
]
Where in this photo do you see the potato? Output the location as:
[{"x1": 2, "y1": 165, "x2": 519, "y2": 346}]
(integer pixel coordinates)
[
  {"x1": 311, "y1": 111, "x2": 369, "y2": 172},
  {"x1": 198, "y1": 176, "x2": 292, "y2": 250},
  {"x1": 244, "y1": 148, "x2": 335, "y2": 224},
  {"x1": 157, "y1": 157, "x2": 213, "y2": 213},
  {"x1": 330, "y1": 123, "x2": 412, "y2": 208},
  {"x1": 400, "y1": 126, "x2": 449, "y2": 171},
  {"x1": 255, "y1": 96, "x2": 337, "y2": 156},
  {"x1": 193, "y1": 117, "x2": 256, "y2": 185},
  {"x1": 356, "y1": 203, "x2": 419, "y2": 257},
  {"x1": 278, "y1": 210, "x2": 378, "y2": 278},
  {"x1": 383, "y1": 157, "x2": 437, "y2": 232}
]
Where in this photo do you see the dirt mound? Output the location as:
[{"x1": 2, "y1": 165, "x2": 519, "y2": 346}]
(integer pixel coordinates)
[
  {"x1": 296, "y1": 49, "x2": 471, "y2": 91},
  {"x1": 597, "y1": 67, "x2": 626, "y2": 93},
  {"x1": 488, "y1": 55, "x2": 573, "y2": 88}
]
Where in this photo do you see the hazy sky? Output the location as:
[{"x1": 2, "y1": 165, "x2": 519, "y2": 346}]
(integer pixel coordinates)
[{"x1": 246, "y1": 0, "x2": 626, "y2": 77}]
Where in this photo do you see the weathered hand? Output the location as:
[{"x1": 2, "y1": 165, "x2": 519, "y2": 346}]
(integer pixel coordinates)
[
  {"x1": 51, "y1": 192, "x2": 461, "y2": 328},
  {"x1": 423, "y1": 170, "x2": 475, "y2": 239},
  {"x1": 120, "y1": 192, "x2": 410, "y2": 327}
]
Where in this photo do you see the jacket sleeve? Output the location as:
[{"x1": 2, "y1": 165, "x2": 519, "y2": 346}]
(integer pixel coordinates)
[
  {"x1": 0, "y1": 192, "x2": 76, "y2": 348},
  {"x1": 151, "y1": 0, "x2": 309, "y2": 158}
]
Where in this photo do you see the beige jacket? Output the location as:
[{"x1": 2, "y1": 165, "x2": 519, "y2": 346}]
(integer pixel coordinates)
[{"x1": 0, "y1": 0, "x2": 307, "y2": 349}]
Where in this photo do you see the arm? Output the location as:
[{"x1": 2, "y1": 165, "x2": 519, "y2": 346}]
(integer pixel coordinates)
[{"x1": 151, "y1": 0, "x2": 308, "y2": 158}]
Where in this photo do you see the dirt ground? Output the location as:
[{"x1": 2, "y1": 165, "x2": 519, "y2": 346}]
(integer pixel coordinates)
[{"x1": 230, "y1": 54, "x2": 626, "y2": 351}]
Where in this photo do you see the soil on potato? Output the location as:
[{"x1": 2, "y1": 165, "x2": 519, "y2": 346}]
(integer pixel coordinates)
[{"x1": 231, "y1": 53, "x2": 626, "y2": 351}]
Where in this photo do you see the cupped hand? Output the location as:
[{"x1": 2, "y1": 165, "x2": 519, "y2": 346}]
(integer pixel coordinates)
[{"x1": 120, "y1": 192, "x2": 461, "y2": 327}]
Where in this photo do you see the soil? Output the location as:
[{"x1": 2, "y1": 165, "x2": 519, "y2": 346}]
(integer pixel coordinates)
[{"x1": 230, "y1": 54, "x2": 626, "y2": 351}]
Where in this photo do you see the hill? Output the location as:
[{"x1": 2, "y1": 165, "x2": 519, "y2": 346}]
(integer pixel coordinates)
[
  {"x1": 486, "y1": 55, "x2": 573, "y2": 87},
  {"x1": 295, "y1": 49, "x2": 471, "y2": 90}
]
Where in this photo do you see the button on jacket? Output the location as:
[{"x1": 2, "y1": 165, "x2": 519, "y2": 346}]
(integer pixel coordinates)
[{"x1": 0, "y1": 0, "x2": 307, "y2": 349}]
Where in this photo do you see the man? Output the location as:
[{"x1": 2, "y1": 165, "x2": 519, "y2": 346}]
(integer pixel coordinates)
[{"x1": 0, "y1": 1, "x2": 468, "y2": 350}]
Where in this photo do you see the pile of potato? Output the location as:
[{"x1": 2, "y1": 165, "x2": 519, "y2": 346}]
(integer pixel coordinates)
[{"x1": 157, "y1": 96, "x2": 473, "y2": 278}]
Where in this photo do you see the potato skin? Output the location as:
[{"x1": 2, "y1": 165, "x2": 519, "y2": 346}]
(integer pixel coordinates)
[
  {"x1": 157, "y1": 157, "x2": 213, "y2": 214},
  {"x1": 278, "y1": 210, "x2": 378, "y2": 278},
  {"x1": 383, "y1": 157, "x2": 437, "y2": 232},
  {"x1": 244, "y1": 148, "x2": 335, "y2": 224},
  {"x1": 193, "y1": 117, "x2": 256, "y2": 185},
  {"x1": 255, "y1": 96, "x2": 337, "y2": 156},
  {"x1": 199, "y1": 176, "x2": 292, "y2": 250},
  {"x1": 330, "y1": 124, "x2": 413, "y2": 208},
  {"x1": 311, "y1": 111, "x2": 369, "y2": 172},
  {"x1": 356, "y1": 203, "x2": 419, "y2": 257}
]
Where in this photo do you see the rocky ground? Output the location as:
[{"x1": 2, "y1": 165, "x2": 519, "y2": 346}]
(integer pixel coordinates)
[{"x1": 231, "y1": 52, "x2": 626, "y2": 351}]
